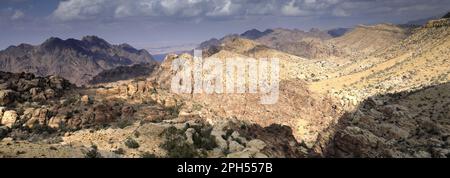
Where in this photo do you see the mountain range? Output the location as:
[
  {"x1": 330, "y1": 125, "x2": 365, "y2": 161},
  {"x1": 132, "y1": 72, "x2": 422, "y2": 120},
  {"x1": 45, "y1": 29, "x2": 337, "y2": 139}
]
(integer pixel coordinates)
[
  {"x1": 0, "y1": 13, "x2": 450, "y2": 158},
  {"x1": 0, "y1": 36, "x2": 156, "y2": 85}
]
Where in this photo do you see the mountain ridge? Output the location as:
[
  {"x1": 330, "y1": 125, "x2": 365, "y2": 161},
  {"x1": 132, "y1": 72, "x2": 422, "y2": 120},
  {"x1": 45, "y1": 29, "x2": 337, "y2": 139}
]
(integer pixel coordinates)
[{"x1": 0, "y1": 36, "x2": 156, "y2": 86}]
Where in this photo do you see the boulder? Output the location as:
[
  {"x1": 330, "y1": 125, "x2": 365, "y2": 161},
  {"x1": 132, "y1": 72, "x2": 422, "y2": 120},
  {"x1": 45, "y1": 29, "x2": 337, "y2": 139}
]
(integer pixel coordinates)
[
  {"x1": 247, "y1": 139, "x2": 266, "y2": 150},
  {"x1": 44, "y1": 89, "x2": 56, "y2": 99},
  {"x1": 211, "y1": 127, "x2": 228, "y2": 151},
  {"x1": 49, "y1": 76, "x2": 66, "y2": 90},
  {"x1": 81, "y1": 95, "x2": 92, "y2": 105},
  {"x1": 32, "y1": 93, "x2": 47, "y2": 102},
  {"x1": 164, "y1": 98, "x2": 177, "y2": 108},
  {"x1": 48, "y1": 114, "x2": 67, "y2": 129},
  {"x1": 29, "y1": 87, "x2": 41, "y2": 96},
  {"x1": 0, "y1": 107, "x2": 5, "y2": 119},
  {"x1": 226, "y1": 148, "x2": 260, "y2": 158},
  {"x1": 127, "y1": 83, "x2": 138, "y2": 95},
  {"x1": 228, "y1": 140, "x2": 245, "y2": 152},
  {"x1": 185, "y1": 128, "x2": 196, "y2": 145},
  {"x1": 254, "y1": 152, "x2": 269, "y2": 158},
  {"x1": 25, "y1": 117, "x2": 39, "y2": 129},
  {"x1": 0, "y1": 82, "x2": 9, "y2": 90},
  {"x1": 0, "y1": 126, "x2": 8, "y2": 139},
  {"x1": 0, "y1": 90, "x2": 16, "y2": 105},
  {"x1": 137, "y1": 81, "x2": 147, "y2": 93},
  {"x1": 1, "y1": 110, "x2": 18, "y2": 128},
  {"x1": 334, "y1": 126, "x2": 384, "y2": 157},
  {"x1": 25, "y1": 108, "x2": 49, "y2": 129},
  {"x1": 93, "y1": 104, "x2": 115, "y2": 124}
]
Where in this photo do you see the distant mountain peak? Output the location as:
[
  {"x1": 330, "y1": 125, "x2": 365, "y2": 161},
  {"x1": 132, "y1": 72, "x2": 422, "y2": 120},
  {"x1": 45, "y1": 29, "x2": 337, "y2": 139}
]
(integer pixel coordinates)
[
  {"x1": 40, "y1": 37, "x2": 68, "y2": 50},
  {"x1": 240, "y1": 28, "x2": 274, "y2": 40},
  {"x1": 309, "y1": 28, "x2": 321, "y2": 33},
  {"x1": 42, "y1": 37, "x2": 63, "y2": 45},
  {"x1": 82, "y1": 35, "x2": 111, "y2": 48},
  {"x1": 443, "y1": 12, "x2": 450, "y2": 19},
  {"x1": 0, "y1": 36, "x2": 155, "y2": 85}
]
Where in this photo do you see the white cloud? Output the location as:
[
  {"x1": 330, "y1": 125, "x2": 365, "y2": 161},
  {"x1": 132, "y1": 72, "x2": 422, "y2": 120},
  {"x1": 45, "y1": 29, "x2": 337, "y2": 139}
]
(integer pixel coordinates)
[
  {"x1": 281, "y1": 1, "x2": 309, "y2": 16},
  {"x1": 332, "y1": 8, "x2": 349, "y2": 17},
  {"x1": 52, "y1": 0, "x2": 109, "y2": 21},
  {"x1": 11, "y1": 9, "x2": 25, "y2": 20},
  {"x1": 50, "y1": 0, "x2": 313, "y2": 21},
  {"x1": 49, "y1": 0, "x2": 450, "y2": 22}
]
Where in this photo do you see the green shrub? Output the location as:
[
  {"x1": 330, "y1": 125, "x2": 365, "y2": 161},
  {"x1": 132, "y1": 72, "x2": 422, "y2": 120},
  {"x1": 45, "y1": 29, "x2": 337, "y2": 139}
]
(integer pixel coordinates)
[
  {"x1": 160, "y1": 126, "x2": 199, "y2": 158},
  {"x1": 85, "y1": 145, "x2": 103, "y2": 158},
  {"x1": 124, "y1": 138, "x2": 140, "y2": 149},
  {"x1": 141, "y1": 152, "x2": 157, "y2": 158},
  {"x1": 113, "y1": 148, "x2": 125, "y2": 155},
  {"x1": 117, "y1": 119, "x2": 133, "y2": 129},
  {"x1": 167, "y1": 103, "x2": 183, "y2": 118}
]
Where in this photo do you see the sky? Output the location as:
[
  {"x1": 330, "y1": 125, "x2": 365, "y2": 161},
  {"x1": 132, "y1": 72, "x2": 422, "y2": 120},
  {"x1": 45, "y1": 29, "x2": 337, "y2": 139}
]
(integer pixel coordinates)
[{"x1": 0, "y1": 0, "x2": 449, "y2": 52}]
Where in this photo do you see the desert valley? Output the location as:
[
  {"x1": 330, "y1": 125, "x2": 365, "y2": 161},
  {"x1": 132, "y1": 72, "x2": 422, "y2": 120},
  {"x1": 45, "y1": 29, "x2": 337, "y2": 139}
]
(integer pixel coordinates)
[{"x1": 0, "y1": 11, "x2": 450, "y2": 158}]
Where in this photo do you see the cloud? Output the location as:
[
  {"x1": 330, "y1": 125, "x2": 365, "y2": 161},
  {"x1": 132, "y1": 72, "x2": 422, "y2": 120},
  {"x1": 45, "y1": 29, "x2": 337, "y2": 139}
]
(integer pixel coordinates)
[
  {"x1": 281, "y1": 1, "x2": 311, "y2": 16},
  {"x1": 332, "y1": 8, "x2": 349, "y2": 17},
  {"x1": 11, "y1": 10, "x2": 25, "y2": 20},
  {"x1": 51, "y1": 0, "x2": 108, "y2": 21},
  {"x1": 48, "y1": 0, "x2": 450, "y2": 22},
  {"x1": 50, "y1": 0, "x2": 341, "y2": 21}
]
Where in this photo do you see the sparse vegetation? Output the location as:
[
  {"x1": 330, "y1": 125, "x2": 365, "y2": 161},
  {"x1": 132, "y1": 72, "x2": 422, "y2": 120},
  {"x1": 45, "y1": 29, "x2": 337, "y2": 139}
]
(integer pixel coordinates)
[
  {"x1": 85, "y1": 145, "x2": 102, "y2": 158},
  {"x1": 141, "y1": 152, "x2": 158, "y2": 158},
  {"x1": 159, "y1": 124, "x2": 218, "y2": 158},
  {"x1": 124, "y1": 138, "x2": 140, "y2": 149}
]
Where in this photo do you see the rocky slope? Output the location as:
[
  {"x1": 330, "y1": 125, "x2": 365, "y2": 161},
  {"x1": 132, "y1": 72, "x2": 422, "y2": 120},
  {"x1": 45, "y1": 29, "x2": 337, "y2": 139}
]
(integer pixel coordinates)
[
  {"x1": 329, "y1": 24, "x2": 412, "y2": 58},
  {"x1": 312, "y1": 17, "x2": 450, "y2": 105},
  {"x1": 320, "y1": 82, "x2": 450, "y2": 158},
  {"x1": 148, "y1": 49, "x2": 343, "y2": 149},
  {"x1": 304, "y1": 17, "x2": 450, "y2": 158},
  {"x1": 200, "y1": 28, "x2": 342, "y2": 59},
  {"x1": 0, "y1": 36, "x2": 156, "y2": 85},
  {"x1": 89, "y1": 63, "x2": 158, "y2": 85},
  {"x1": 0, "y1": 68, "x2": 308, "y2": 158}
]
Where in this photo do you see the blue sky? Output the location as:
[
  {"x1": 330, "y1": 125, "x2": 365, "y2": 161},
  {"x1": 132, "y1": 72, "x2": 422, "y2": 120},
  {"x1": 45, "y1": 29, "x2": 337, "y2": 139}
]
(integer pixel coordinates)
[{"x1": 1, "y1": 0, "x2": 449, "y2": 52}]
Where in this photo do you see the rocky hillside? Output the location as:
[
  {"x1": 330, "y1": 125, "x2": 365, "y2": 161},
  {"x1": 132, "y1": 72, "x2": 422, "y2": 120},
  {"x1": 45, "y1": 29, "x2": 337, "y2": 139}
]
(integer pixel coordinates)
[
  {"x1": 0, "y1": 36, "x2": 156, "y2": 85},
  {"x1": 312, "y1": 17, "x2": 450, "y2": 104},
  {"x1": 241, "y1": 28, "x2": 341, "y2": 59},
  {"x1": 199, "y1": 28, "x2": 342, "y2": 59},
  {"x1": 301, "y1": 17, "x2": 450, "y2": 158},
  {"x1": 329, "y1": 24, "x2": 412, "y2": 57},
  {"x1": 148, "y1": 50, "x2": 343, "y2": 150},
  {"x1": 0, "y1": 68, "x2": 310, "y2": 158},
  {"x1": 89, "y1": 63, "x2": 158, "y2": 85},
  {"x1": 321, "y1": 82, "x2": 450, "y2": 158}
]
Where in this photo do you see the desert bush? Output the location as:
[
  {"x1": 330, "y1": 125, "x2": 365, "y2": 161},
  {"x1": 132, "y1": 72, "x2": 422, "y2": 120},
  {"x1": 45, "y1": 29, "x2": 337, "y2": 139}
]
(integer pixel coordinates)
[
  {"x1": 159, "y1": 125, "x2": 215, "y2": 158},
  {"x1": 85, "y1": 145, "x2": 103, "y2": 158},
  {"x1": 113, "y1": 148, "x2": 125, "y2": 155},
  {"x1": 190, "y1": 125, "x2": 217, "y2": 150},
  {"x1": 124, "y1": 137, "x2": 140, "y2": 149},
  {"x1": 116, "y1": 119, "x2": 133, "y2": 129},
  {"x1": 160, "y1": 126, "x2": 198, "y2": 158},
  {"x1": 167, "y1": 103, "x2": 183, "y2": 118},
  {"x1": 141, "y1": 152, "x2": 157, "y2": 158}
]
